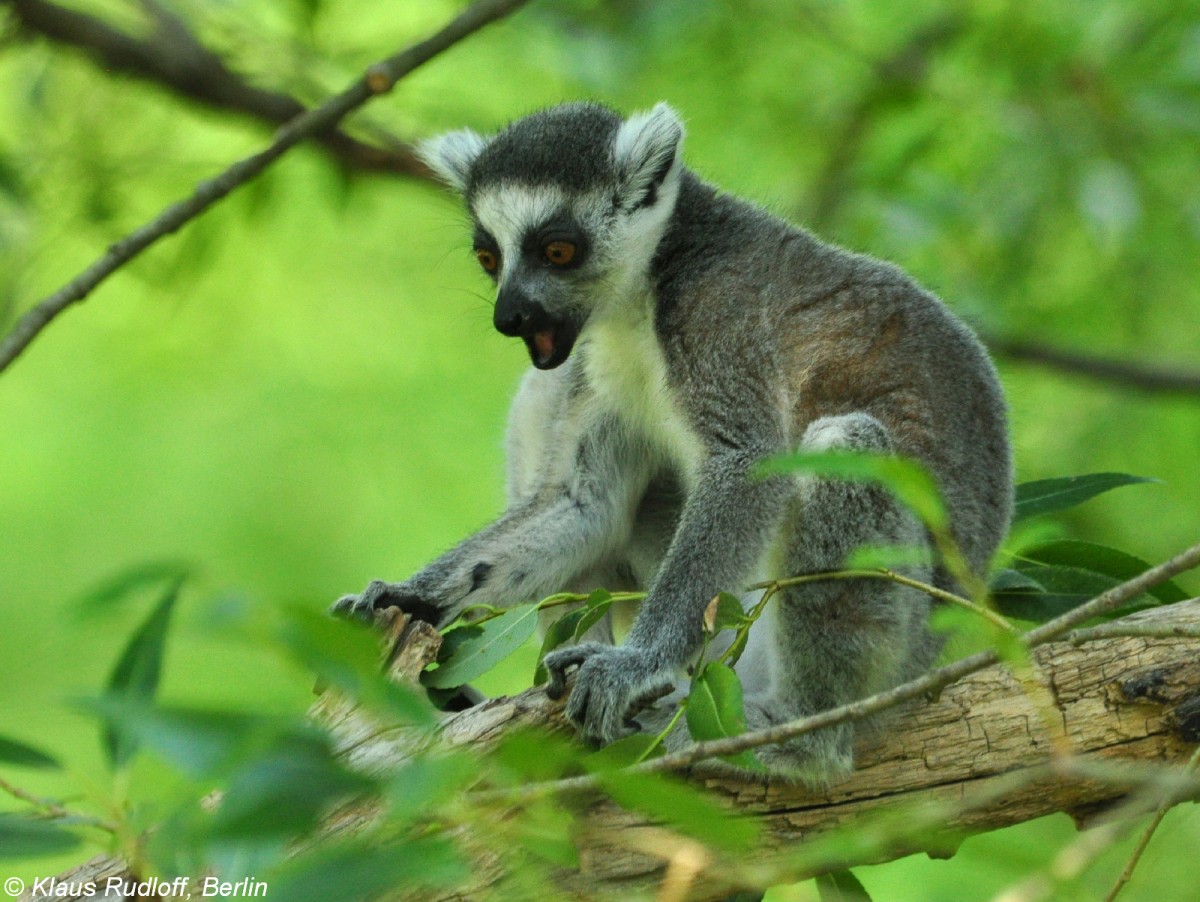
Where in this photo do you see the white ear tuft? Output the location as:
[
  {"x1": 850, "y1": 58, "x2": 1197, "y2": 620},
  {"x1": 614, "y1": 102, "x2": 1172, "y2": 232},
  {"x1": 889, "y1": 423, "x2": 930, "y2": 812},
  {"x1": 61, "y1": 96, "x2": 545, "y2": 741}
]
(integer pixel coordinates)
[
  {"x1": 613, "y1": 102, "x2": 684, "y2": 208},
  {"x1": 417, "y1": 128, "x2": 489, "y2": 193}
]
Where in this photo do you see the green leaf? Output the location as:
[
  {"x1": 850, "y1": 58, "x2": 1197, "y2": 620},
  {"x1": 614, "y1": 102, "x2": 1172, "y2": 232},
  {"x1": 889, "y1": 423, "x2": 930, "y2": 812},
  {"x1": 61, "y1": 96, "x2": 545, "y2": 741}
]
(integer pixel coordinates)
[
  {"x1": 817, "y1": 868, "x2": 873, "y2": 901},
  {"x1": 1013, "y1": 473, "x2": 1157, "y2": 522},
  {"x1": 585, "y1": 733, "x2": 664, "y2": 770},
  {"x1": 533, "y1": 609, "x2": 585, "y2": 685},
  {"x1": 103, "y1": 578, "x2": 181, "y2": 768},
  {"x1": 268, "y1": 837, "x2": 466, "y2": 902},
  {"x1": 385, "y1": 754, "x2": 478, "y2": 824},
  {"x1": 278, "y1": 607, "x2": 435, "y2": 727},
  {"x1": 846, "y1": 544, "x2": 933, "y2": 570},
  {"x1": 989, "y1": 568, "x2": 1045, "y2": 593},
  {"x1": 574, "y1": 588, "x2": 614, "y2": 639},
  {"x1": 687, "y1": 663, "x2": 761, "y2": 771},
  {"x1": 422, "y1": 603, "x2": 539, "y2": 689},
  {"x1": 0, "y1": 735, "x2": 60, "y2": 770},
  {"x1": 83, "y1": 699, "x2": 265, "y2": 779},
  {"x1": 707, "y1": 593, "x2": 748, "y2": 634},
  {"x1": 492, "y1": 729, "x2": 583, "y2": 781},
  {"x1": 994, "y1": 540, "x2": 1187, "y2": 622},
  {"x1": 0, "y1": 815, "x2": 81, "y2": 858},
  {"x1": 75, "y1": 560, "x2": 192, "y2": 614},
  {"x1": 1018, "y1": 541, "x2": 1187, "y2": 603},
  {"x1": 212, "y1": 730, "x2": 375, "y2": 839},
  {"x1": 593, "y1": 770, "x2": 758, "y2": 852},
  {"x1": 758, "y1": 451, "x2": 947, "y2": 531}
]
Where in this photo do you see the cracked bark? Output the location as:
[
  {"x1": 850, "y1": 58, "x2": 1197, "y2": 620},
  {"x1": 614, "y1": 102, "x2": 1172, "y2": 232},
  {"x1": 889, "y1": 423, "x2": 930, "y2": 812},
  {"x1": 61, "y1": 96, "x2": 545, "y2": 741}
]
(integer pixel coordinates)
[{"x1": 24, "y1": 601, "x2": 1200, "y2": 902}]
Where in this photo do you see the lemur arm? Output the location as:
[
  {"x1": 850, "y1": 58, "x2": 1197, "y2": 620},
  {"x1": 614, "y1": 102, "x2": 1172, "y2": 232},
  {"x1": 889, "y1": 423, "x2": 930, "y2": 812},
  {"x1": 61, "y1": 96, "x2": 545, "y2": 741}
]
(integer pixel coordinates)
[
  {"x1": 544, "y1": 444, "x2": 790, "y2": 744},
  {"x1": 332, "y1": 414, "x2": 646, "y2": 627}
]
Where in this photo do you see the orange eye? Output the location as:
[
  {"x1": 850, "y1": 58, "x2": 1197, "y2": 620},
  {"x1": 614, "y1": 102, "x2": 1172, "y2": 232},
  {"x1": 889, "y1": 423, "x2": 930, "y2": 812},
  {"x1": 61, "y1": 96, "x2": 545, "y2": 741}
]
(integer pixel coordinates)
[
  {"x1": 543, "y1": 241, "x2": 576, "y2": 266},
  {"x1": 475, "y1": 248, "x2": 499, "y2": 273}
]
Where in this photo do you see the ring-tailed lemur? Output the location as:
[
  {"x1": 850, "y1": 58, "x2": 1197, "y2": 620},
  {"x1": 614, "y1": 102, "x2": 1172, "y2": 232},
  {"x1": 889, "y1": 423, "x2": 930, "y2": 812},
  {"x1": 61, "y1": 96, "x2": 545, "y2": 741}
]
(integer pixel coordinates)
[{"x1": 333, "y1": 102, "x2": 1012, "y2": 783}]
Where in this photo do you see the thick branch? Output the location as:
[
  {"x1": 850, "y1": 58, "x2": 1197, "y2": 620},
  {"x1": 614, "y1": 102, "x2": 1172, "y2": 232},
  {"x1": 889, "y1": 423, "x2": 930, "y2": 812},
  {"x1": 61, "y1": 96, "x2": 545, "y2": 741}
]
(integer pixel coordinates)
[
  {"x1": 5, "y1": 0, "x2": 427, "y2": 175},
  {"x1": 0, "y1": 0, "x2": 531, "y2": 375},
  {"x1": 31, "y1": 596, "x2": 1200, "y2": 901}
]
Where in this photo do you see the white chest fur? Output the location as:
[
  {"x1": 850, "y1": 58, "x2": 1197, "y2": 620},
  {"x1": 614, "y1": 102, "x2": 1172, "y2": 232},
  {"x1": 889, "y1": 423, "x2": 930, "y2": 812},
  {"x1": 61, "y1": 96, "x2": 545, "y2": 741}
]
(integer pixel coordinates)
[{"x1": 581, "y1": 308, "x2": 706, "y2": 482}]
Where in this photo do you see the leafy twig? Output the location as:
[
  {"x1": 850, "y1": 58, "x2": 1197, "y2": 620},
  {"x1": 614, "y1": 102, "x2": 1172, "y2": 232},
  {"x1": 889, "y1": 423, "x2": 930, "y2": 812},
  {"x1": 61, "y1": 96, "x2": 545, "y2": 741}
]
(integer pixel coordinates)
[
  {"x1": 0, "y1": 774, "x2": 118, "y2": 833},
  {"x1": 487, "y1": 540, "x2": 1200, "y2": 801},
  {"x1": 0, "y1": 0, "x2": 532, "y2": 374}
]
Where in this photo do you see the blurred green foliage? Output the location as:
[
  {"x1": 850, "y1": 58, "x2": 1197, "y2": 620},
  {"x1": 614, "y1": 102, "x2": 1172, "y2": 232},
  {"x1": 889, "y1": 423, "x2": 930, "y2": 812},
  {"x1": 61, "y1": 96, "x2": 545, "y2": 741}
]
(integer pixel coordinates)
[{"x1": 1, "y1": 0, "x2": 1198, "y2": 898}]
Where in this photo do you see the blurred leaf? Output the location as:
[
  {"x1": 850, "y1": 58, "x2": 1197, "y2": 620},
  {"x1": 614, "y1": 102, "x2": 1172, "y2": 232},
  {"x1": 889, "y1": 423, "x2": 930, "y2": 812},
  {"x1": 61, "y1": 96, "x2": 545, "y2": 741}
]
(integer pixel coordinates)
[
  {"x1": 0, "y1": 815, "x2": 81, "y2": 858},
  {"x1": 759, "y1": 451, "x2": 947, "y2": 530},
  {"x1": 492, "y1": 729, "x2": 582, "y2": 781},
  {"x1": 994, "y1": 564, "x2": 1129, "y2": 622},
  {"x1": 422, "y1": 603, "x2": 539, "y2": 689},
  {"x1": 268, "y1": 837, "x2": 466, "y2": 902},
  {"x1": 989, "y1": 568, "x2": 1044, "y2": 593},
  {"x1": 103, "y1": 578, "x2": 181, "y2": 769},
  {"x1": 0, "y1": 735, "x2": 59, "y2": 770},
  {"x1": 593, "y1": 769, "x2": 758, "y2": 852},
  {"x1": 74, "y1": 559, "x2": 193, "y2": 615},
  {"x1": 817, "y1": 868, "x2": 873, "y2": 901},
  {"x1": 533, "y1": 609, "x2": 584, "y2": 685},
  {"x1": 586, "y1": 733, "x2": 664, "y2": 770},
  {"x1": 384, "y1": 754, "x2": 478, "y2": 823},
  {"x1": 278, "y1": 607, "x2": 435, "y2": 727},
  {"x1": 1078, "y1": 159, "x2": 1141, "y2": 241},
  {"x1": 1013, "y1": 473, "x2": 1157, "y2": 522},
  {"x1": 212, "y1": 730, "x2": 375, "y2": 839},
  {"x1": 846, "y1": 544, "x2": 933, "y2": 570},
  {"x1": 687, "y1": 663, "x2": 759, "y2": 770},
  {"x1": 83, "y1": 698, "x2": 266, "y2": 779}
]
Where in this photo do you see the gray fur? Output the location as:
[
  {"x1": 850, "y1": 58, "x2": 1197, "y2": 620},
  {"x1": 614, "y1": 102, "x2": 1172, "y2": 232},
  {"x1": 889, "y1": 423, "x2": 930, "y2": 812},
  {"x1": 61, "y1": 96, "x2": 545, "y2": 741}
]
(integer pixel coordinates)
[{"x1": 335, "y1": 102, "x2": 1012, "y2": 784}]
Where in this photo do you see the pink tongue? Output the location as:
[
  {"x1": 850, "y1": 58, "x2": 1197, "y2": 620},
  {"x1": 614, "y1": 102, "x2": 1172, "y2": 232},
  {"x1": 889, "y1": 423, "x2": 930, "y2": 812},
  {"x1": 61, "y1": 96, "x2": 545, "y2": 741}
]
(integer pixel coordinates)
[{"x1": 533, "y1": 329, "x2": 556, "y2": 361}]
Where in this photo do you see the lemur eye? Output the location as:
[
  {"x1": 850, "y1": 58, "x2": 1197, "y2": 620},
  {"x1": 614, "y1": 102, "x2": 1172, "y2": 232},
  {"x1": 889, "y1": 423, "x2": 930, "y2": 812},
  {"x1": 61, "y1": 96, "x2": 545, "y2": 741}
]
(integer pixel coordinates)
[
  {"x1": 475, "y1": 248, "x2": 500, "y2": 273},
  {"x1": 543, "y1": 241, "x2": 576, "y2": 266}
]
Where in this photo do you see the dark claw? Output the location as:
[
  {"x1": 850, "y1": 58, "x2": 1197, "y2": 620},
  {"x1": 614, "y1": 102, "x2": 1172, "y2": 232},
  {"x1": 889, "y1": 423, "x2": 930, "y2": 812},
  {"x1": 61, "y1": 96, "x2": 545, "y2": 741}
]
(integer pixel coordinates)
[{"x1": 329, "y1": 580, "x2": 443, "y2": 626}]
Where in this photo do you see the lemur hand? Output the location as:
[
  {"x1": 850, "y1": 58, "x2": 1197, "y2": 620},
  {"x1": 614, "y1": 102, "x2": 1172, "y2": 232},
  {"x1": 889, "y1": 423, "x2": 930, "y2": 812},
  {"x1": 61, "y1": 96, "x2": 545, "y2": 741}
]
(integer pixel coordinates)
[{"x1": 544, "y1": 642, "x2": 677, "y2": 745}]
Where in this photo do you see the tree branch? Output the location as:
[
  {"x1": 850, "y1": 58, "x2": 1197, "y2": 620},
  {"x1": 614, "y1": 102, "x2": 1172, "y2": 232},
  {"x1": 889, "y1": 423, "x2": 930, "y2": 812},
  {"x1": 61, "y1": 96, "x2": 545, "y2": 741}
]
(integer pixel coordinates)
[
  {"x1": 985, "y1": 334, "x2": 1200, "y2": 396},
  {"x1": 0, "y1": 0, "x2": 532, "y2": 375},
  {"x1": 4, "y1": 0, "x2": 429, "y2": 176}
]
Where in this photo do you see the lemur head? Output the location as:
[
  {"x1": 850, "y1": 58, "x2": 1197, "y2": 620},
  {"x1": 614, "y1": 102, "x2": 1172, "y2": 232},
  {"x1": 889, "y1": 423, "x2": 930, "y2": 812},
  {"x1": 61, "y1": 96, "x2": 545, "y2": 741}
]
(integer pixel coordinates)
[{"x1": 418, "y1": 102, "x2": 685, "y2": 369}]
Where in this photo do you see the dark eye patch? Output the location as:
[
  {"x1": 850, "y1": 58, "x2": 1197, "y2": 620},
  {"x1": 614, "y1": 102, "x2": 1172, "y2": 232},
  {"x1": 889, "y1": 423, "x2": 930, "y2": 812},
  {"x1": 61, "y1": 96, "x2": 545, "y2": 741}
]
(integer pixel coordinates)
[{"x1": 521, "y1": 215, "x2": 588, "y2": 269}]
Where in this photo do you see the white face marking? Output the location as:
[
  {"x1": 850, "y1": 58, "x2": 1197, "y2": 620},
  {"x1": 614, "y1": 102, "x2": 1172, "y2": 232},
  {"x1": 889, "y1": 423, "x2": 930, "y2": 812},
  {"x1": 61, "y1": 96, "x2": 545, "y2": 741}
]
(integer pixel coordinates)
[{"x1": 471, "y1": 183, "x2": 565, "y2": 280}]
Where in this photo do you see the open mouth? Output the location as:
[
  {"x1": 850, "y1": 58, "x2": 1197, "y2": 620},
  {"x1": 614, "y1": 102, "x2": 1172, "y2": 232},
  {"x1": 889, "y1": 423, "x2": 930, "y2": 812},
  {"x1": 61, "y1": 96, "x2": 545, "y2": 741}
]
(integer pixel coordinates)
[{"x1": 523, "y1": 320, "x2": 579, "y2": 370}]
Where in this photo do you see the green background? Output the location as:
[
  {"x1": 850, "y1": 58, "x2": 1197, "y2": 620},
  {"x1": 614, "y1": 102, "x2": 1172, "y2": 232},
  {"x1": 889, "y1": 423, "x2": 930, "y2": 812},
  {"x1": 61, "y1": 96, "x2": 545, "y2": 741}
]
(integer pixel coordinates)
[{"x1": 1, "y1": 0, "x2": 1198, "y2": 898}]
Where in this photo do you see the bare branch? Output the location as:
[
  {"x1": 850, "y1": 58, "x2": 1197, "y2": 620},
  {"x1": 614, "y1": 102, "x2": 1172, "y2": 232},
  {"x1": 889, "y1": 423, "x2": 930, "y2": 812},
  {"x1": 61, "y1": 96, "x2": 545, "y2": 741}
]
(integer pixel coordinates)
[
  {"x1": 985, "y1": 334, "x2": 1200, "y2": 396},
  {"x1": 5, "y1": 0, "x2": 429, "y2": 176},
  {"x1": 0, "y1": 0, "x2": 532, "y2": 375}
]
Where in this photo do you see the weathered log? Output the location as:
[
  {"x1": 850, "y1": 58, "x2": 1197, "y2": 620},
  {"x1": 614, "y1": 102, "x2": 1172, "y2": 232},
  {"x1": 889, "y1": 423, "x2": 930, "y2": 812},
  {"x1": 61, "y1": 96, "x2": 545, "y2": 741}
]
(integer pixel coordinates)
[{"x1": 22, "y1": 600, "x2": 1200, "y2": 901}]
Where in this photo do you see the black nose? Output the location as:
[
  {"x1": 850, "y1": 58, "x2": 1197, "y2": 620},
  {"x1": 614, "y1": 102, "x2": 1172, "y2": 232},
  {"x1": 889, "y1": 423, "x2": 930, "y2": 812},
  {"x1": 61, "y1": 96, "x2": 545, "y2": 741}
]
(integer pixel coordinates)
[
  {"x1": 494, "y1": 307, "x2": 527, "y2": 337},
  {"x1": 494, "y1": 286, "x2": 548, "y2": 337}
]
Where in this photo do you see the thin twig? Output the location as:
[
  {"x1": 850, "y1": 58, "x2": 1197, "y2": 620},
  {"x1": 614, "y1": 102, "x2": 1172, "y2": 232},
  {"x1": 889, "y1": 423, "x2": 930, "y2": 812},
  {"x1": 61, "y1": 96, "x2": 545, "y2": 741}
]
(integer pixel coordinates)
[
  {"x1": 0, "y1": 0, "x2": 532, "y2": 374},
  {"x1": 0, "y1": 774, "x2": 118, "y2": 833},
  {"x1": 1104, "y1": 744, "x2": 1200, "y2": 902},
  {"x1": 1068, "y1": 614, "x2": 1200, "y2": 645},
  {"x1": 7, "y1": 0, "x2": 428, "y2": 175},
  {"x1": 754, "y1": 568, "x2": 1018, "y2": 634}
]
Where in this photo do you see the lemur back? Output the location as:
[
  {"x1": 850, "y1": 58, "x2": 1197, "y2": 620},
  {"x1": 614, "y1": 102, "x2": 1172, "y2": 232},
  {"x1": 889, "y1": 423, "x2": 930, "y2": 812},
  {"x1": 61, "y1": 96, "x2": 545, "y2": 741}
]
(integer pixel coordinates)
[{"x1": 334, "y1": 102, "x2": 1012, "y2": 784}]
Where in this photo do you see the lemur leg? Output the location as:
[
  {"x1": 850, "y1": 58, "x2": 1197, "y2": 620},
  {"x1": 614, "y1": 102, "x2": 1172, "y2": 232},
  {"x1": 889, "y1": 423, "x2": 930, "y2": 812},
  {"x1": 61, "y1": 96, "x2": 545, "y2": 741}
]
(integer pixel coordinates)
[{"x1": 741, "y1": 412, "x2": 939, "y2": 784}]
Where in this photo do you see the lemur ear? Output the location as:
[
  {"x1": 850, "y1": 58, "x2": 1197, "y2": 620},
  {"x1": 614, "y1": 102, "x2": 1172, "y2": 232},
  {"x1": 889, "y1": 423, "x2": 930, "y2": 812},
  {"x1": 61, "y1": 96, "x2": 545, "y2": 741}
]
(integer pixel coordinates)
[
  {"x1": 613, "y1": 103, "x2": 685, "y2": 210},
  {"x1": 417, "y1": 128, "x2": 489, "y2": 193}
]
